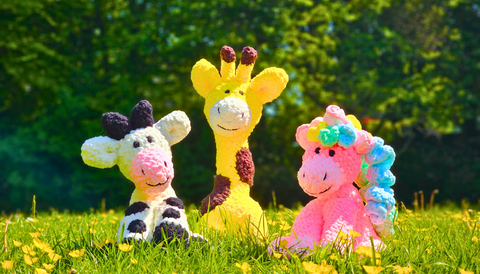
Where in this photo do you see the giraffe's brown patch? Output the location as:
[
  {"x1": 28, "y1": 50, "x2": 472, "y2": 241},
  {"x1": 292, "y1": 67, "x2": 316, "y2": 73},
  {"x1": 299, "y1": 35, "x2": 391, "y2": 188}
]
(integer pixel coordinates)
[
  {"x1": 241, "y1": 47, "x2": 257, "y2": 65},
  {"x1": 236, "y1": 147, "x2": 255, "y2": 186},
  {"x1": 220, "y1": 46, "x2": 236, "y2": 63},
  {"x1": 200, "y1": 175, "x2": 231, "y2": 215}
]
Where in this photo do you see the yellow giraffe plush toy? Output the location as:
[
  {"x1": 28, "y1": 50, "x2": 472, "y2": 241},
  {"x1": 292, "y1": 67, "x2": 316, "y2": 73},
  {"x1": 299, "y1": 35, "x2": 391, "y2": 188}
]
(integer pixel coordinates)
[{"x1": 191, "y1": 46, "x2": 288, "y2": 237}]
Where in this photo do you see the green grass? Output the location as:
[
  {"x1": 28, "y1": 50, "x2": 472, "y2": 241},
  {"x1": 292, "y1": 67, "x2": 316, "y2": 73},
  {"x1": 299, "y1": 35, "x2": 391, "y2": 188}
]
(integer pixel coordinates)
[{"x1": 1, "y1": 204, "x2": 479, "y2": 274}]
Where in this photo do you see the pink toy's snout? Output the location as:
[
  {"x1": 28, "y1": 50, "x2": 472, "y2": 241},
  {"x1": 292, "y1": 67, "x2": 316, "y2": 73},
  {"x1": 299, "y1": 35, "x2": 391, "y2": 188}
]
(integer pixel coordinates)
[
  {"x1": 130, "y1": 147, "x2": 174, "y2": 188},
  {"x1": 297, "y1": 155, "x2": 344, "y2": 197}
]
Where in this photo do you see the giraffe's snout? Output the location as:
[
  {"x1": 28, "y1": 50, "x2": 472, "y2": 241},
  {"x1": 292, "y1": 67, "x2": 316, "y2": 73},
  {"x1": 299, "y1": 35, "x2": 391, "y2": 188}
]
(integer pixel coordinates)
[{"x1": 209, "y1": 97, "x2": 252, "y2": 137}]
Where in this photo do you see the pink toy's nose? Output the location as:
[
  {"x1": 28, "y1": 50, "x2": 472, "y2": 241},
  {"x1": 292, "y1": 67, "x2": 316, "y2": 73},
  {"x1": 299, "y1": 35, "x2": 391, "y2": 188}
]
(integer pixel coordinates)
[{"x1": 130, "y1": 147, "x2": 174, "y2": 187}]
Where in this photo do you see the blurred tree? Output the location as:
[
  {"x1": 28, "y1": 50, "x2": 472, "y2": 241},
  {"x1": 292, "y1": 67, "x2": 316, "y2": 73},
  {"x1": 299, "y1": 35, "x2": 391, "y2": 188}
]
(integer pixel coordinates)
[{"x1": 0, "y1": 0, "x2": 478, "y2": 212}]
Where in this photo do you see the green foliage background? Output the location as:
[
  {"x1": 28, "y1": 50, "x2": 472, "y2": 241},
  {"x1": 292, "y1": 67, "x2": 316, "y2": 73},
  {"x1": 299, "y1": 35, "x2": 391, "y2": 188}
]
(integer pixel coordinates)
[{"x1": 0, "y1": 0, "x2": 479, "y2": 212}]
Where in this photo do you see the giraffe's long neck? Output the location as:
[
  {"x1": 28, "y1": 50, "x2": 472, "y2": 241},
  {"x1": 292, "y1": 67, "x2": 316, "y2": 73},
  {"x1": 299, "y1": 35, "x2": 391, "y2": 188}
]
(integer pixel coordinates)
[{"x1": 214, "y1": 133, "x2": 252, "y2": 196}]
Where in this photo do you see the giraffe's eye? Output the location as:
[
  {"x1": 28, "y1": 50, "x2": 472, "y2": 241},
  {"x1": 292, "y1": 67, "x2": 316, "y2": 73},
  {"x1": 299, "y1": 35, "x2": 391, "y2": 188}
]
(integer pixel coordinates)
[
  {"x1": 315, "y1": 147, "x2": 320, "y2": 154},
  {"x1": 239, "y1": 91, "x2": 244, "y2": 95},
  {"x1": 133, "y1": 141, "x2": 140, "y2": 148},
  {"x1": 225, "y1": 90, "x2": 230, "y2": 94},
  {"x1": 147, "y1": 136, "x2": 153, "y2": 143}
]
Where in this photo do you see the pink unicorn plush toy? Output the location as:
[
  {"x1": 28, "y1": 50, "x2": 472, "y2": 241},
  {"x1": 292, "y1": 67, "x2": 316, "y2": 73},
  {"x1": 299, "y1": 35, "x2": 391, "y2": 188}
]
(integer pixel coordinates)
[{"x1": 270, "y1": 105, "x2": 396, "y2": 255}]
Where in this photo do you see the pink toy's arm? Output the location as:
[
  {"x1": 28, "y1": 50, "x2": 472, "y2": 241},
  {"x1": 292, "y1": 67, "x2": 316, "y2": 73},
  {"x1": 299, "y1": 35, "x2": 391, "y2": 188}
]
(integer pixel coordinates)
[
  {"x1": 283, "y1": 201, "x2": 324, "y2": 253},
  {"x1": 321, "y1": 198, "x2": 358, "y2": 244}
]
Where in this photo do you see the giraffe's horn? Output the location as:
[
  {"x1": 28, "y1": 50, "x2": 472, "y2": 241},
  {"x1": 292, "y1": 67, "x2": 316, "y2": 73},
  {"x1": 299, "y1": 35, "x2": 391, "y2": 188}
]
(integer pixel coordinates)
[
  {"x1": 236, "y1": 46, "x2": 257, "y2": 83},
  {"x1": 220, "y1": 46, "x2": 236, "y2": 80}
]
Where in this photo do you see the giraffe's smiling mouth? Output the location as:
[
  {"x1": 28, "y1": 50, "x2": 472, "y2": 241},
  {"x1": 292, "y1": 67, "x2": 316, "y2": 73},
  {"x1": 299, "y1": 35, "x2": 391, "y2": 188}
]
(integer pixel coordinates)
[{"x1": 217, "y1": 124, "x2": 239, "y2": 131}]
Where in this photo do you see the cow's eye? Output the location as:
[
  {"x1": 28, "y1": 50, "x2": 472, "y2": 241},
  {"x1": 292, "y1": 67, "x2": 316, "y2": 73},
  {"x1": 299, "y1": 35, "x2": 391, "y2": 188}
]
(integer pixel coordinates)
[
  {"x1": 329, "y1": 150, "x2": 335, "y2": 157},
  {"x1": 315, "y1": 147, "x2": 320, "y2": 154},
  {"x1": 133, "y1": 141, "x2": 140, "y2": 148},
  {"x1": 147, "y1": 136, "x2": 153, "y2": 143}
]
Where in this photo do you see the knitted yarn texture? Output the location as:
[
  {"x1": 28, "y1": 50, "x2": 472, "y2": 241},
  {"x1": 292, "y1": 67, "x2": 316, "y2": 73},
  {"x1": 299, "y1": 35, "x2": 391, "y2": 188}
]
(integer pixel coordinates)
[
  {"x1": 270, "y1": 105, "x2": 396, "y2": 256},
  {"x1": 81, "y1": 100, "x2": 206, "y2": 246},
  {"x1": 191, "y1": 46, "x2": 289, "y2": 237}
]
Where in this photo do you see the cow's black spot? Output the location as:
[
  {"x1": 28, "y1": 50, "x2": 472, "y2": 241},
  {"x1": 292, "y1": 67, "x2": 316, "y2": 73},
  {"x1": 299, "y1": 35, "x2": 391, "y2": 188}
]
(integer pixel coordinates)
[
  {"x1": 163, "y1": 208, "x2": 181, "y2": 219},
  {"x1": 127, "y1": 219, "x2": 147, "y2": 233},
  {"x1": 152, "y1": 223, "x2": 187, "y2": 244},
  {"x1": 164, "y1": 197, "x2": 185, "y2": 209},
  {"x1": 125, "y1": 202, "x2": 149, "y2": 216}
]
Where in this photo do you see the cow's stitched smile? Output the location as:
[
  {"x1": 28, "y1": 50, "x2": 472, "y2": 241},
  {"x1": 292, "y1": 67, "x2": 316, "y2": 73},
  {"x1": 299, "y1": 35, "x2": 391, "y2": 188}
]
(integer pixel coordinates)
[
  {"x1": 145, "y1": 176, "x2": 170, "y2": 187},
  {"x1": 217, "y1": 124, "x2": 239, "y2": 131}
]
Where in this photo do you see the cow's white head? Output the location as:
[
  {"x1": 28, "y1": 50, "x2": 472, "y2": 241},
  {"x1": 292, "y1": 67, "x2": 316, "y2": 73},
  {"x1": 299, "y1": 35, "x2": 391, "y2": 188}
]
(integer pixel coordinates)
[{"x1": 81, "y1": 100, "x2": 191, "y2": 196}]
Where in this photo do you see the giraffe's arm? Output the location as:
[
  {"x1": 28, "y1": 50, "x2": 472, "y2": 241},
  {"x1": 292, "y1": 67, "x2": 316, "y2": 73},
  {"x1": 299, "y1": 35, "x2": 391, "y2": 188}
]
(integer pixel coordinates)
[
  {"x1": 249, "y1": 67, "x2": 289, "y2": 104},
  {"x1": 191, "y1": 59, "x2": 222, "y2": 98}
]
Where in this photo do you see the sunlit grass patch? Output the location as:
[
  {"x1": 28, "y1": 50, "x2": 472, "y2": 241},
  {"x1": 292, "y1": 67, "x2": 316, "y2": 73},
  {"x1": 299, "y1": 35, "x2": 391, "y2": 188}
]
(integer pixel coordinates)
[{"x1": 0, "y1": 205, "x2": 479, "y2": 273}]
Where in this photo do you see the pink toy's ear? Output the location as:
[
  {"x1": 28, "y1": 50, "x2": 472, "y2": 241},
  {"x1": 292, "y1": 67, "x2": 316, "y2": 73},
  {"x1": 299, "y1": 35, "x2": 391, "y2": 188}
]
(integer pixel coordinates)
[{"x1": 296, "y1": 124, "x2": 310, "y2": 150}]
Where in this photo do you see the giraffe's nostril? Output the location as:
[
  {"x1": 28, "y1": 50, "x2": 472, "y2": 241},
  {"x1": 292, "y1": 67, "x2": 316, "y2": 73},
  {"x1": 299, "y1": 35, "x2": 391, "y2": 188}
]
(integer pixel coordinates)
[
  {"x1": 218, "y1": 107, "x2": 220, "y2": 114},
  {"x1": 242, "y1": 113, "x2": 244, "y2": 118}
]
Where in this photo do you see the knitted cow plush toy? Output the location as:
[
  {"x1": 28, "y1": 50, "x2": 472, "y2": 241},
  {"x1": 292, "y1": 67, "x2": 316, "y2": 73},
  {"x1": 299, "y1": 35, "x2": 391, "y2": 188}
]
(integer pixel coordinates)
[
  {"x1": 191, "y1": 46, "x2": 288, "y2": 237},
  {"x1": 81, "y1": 100, "x2": 205, "y2": 245},
  {"x1": 270, "y1": 105, "x2": 396, "y2": 255}
]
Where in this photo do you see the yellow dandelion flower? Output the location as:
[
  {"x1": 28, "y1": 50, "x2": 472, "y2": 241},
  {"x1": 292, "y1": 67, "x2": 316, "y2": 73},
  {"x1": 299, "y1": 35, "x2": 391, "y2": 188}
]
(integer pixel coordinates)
[
  {"x1": 89, "y1": 228, "x2": 97, "y2": 234},
  {"x1": 472, "y1": 236, "x2": 479, "y2": 243},
  {"x1": 42, "y1": 263, "x2": 55, "y2": 271},
  {"x1": 279, "y1": 239, "x2": 289, "y2": 249},
  {"x1": 33, "y1": 238, "x2": 53, "y2": 253},
  {"x1": 118, "y1": 243, "x2": 133, "y2": 252},
  {"x1": 355, "y1": 246, "x2": 381, "y2": 259},
  {"x1": 362, "y1": 265, "x2": 384, "y2": 274},
  {"x1": 303, "y1": 260, "x2": 337, "y2": 274},
  {"x1": 458, "y1": 268, "x2": 474, "y2": 274},
  {"x1": 425, "y1": 249, "x2": 432, "y2": 254},
  {"x1": 29, "y1": 232, "x2": 41, "y2": 238},
  {"x1": 35, "y1": 268, "x2": 48, "y2": 274},
  {"x1": 48, "y1": 252, "x2": 61, "y2": 262},
  {"x1": 130, "y1": 258, "x2": 138, "y2": 264},
  {"x1": 393, "y1": 265, "x2": 413, "y2": 274},
  {"x1": 94, "y1": 241, "x2": 105, "y2": 248},
  {"x1": 38, "y1": 228, "x2": 44, "y2": 232},
  {"x1": 432, "y1": 225, "x2": 438, "y2": 229},
  {"x1": 68, "y1": 249, "x2": 85, "y2": 258},
  {"x1": 109, "y1": 220, "x2": 116, "y2": 224},
  {"x1": 13, "y1": 240, "x2": 22, "y2": 247},
  {"x1": 337, "y1": 231, "x2": 349, "y2": 241},
  {"x1": 24, "y1": 254, "x2": 38, "y2": 265},
  {"x1": 22, "y1": 245, "x2": 37, "y2": 256},
  {"x1": 235, "y1": 262, "x2": 251, "y2": 274},
  {"x1": 1, "y1": 260, "x2": 14, "y2": 270},
  {"x1": 104, "y1": 238, "x2": 115, "y2": 244},
  {"x1": 392, "y1": 240, "x2": 399, "y2": 244},
  {"x1": 330, "y1": 253, "x2": 339, "y2": 261},
  {"x1": 272, "y1": 251, "x2": 285, "y2": 259},
  {"x1": 349, "y1": 230, "x2": 361, "y2": 238}
]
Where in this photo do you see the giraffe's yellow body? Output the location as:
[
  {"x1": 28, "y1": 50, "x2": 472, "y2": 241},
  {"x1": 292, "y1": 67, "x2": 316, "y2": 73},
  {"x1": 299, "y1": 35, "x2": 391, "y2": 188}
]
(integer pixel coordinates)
[{"x1": 191, "y1": 46, "x2": 288, "y2": 237}]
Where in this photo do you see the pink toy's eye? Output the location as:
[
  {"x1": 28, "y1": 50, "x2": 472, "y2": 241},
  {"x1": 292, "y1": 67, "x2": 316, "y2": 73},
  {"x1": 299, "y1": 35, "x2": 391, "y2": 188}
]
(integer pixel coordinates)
[
  {"x1": 225, "y1": 90, "x2": 230, "y2": 94},
  {"x1": 147, "y1": 136, "x2": 153, "y2": 143},
  {"x1": 329, "y1": 150, "x2": 335, "y2": 157},
  {"x1": 315, "y1": 147, "x2": 321, "y2": 154},
  {"x1": 133, "y1": 141, "x2": 140, "y2": 148}
]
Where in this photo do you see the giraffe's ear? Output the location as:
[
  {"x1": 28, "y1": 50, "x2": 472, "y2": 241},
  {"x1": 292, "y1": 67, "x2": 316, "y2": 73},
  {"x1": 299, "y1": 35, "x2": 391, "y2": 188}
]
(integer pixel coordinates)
[
  {"x1": 249, "y1": 67, "x2": 288, "y2": 104},
  {"x1": 191, "y1": 59, "x2": 222, "y2": 98}
]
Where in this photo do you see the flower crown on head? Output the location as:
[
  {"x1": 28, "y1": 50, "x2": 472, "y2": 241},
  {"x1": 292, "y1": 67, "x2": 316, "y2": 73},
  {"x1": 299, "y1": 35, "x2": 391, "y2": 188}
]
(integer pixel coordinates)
[{"x1": 307, "y1": 105, "x2": 397, "y2": 227}]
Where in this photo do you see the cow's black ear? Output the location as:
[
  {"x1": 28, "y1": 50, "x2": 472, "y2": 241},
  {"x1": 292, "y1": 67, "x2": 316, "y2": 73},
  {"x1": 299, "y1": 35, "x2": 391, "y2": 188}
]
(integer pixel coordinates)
[
  {"x1": 129, "y1": 100, "x2": 154, "y2": 130},
  {"x1": 102, "y1": 112, "x2": 129, "y2": 140}
]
